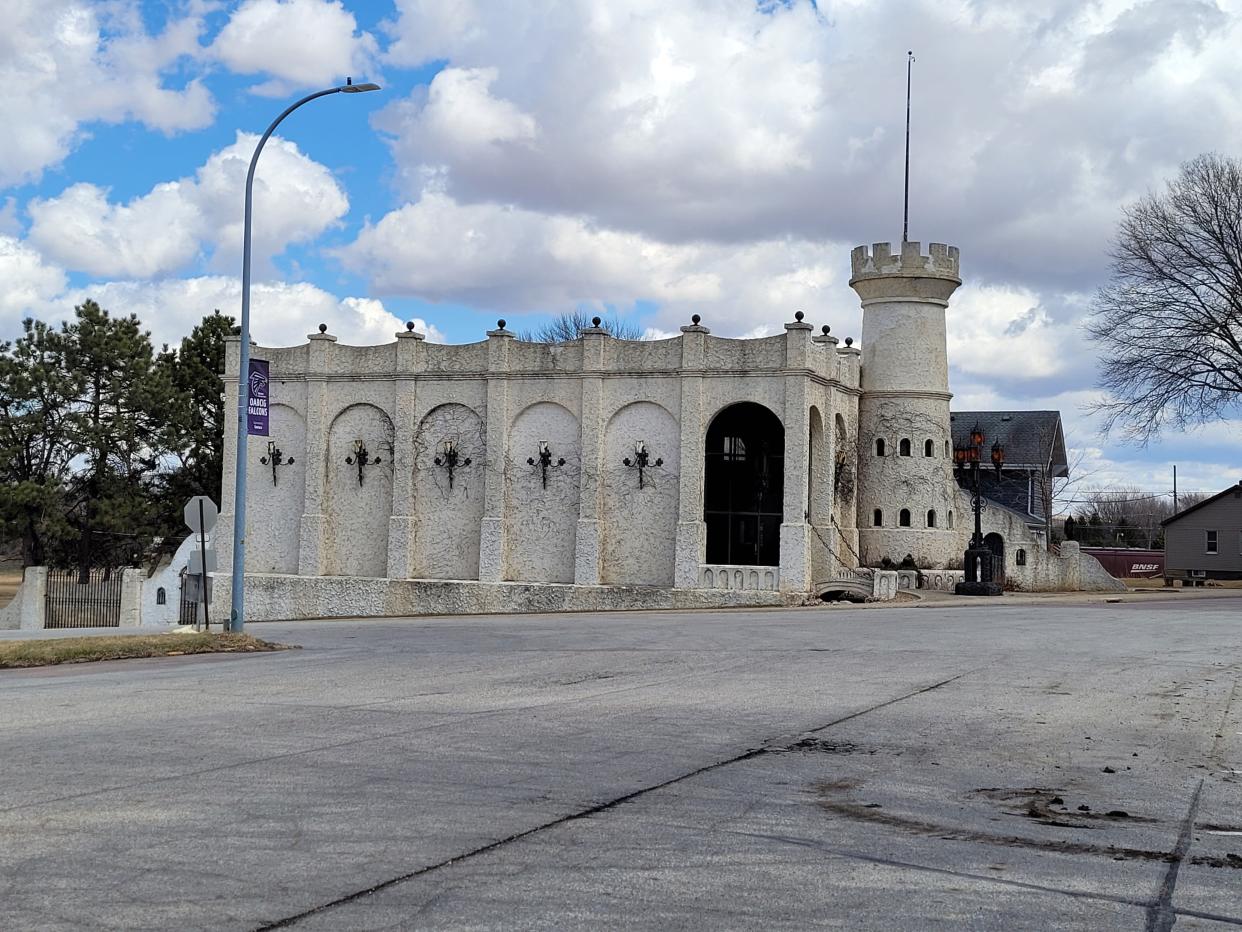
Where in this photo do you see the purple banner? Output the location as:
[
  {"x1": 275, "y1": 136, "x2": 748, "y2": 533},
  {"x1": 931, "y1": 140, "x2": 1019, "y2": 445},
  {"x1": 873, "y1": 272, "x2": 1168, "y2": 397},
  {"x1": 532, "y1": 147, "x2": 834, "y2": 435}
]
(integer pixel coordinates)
[{"x1": 247, "y1": 359, "x2": 269, "y2": 436}]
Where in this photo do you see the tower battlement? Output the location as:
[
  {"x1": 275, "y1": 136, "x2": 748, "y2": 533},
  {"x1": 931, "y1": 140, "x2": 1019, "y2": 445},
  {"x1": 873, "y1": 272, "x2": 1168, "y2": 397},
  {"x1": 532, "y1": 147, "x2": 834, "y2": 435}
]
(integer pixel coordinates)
[{"x1": 850, "y1": 241, "x2": 960, "y2": 282}]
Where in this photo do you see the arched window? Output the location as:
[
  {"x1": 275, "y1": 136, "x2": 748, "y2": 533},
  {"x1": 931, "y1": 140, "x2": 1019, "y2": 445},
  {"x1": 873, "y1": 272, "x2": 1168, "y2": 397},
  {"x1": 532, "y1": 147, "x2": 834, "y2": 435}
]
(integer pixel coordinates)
[
  {"x1": 873, "y1": 509, "x2": 883, "y2": 526},
  {"x1": 924, "y1": 439, "x2": 934, "y2": 457},
  {"x1": 899, "y1": 438, "x2": 911, "y2": 457},
  {"x1": 899, "y1": 508, "x2": 911, "y2": 527},
  {"x1": 156, "y1": 587, "x2": 166, "y2": 605},
  {"x1": 927, "y1": 509, "x2": 936, "y2": 528},
  {"x1": 948, "y1": 510, "x2": 954, "y2": 529},
  {"x1": 876, "y1": 438, "x2": 886, "y2": 457},
  {"x1": 1016, "y1": 548, "x2": 1027, "y2": 566},
  {"x1": 944, "y1": 439, "x2": 950, "y2": 457}
]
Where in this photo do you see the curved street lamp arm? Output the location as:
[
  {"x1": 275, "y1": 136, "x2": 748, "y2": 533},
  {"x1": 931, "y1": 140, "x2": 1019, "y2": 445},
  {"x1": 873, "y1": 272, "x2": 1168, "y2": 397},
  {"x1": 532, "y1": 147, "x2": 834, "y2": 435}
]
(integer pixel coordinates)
[{"x1": 231, "y1": 81, "x2": 378, "y2": 634}]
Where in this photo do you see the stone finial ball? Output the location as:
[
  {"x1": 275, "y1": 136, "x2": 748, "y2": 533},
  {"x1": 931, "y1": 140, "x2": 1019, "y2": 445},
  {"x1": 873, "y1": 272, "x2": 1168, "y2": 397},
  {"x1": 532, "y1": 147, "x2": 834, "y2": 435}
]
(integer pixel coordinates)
[
  {"x1": 821, "y1": 325, "x2": 830, "y2": 335},
  {"x1": 497, "y1": 319, "x2": 507, "y2": 329},
  {"x1": 592, "y1": 316, "x2": 602, "y2": 327},
  {"x1": 845, "y1": 337, "x2": 853, "y2": 346},
  {"x1": 691, "y1": 314, "x2": 701, "y2": 325},
  {"x1": 795, "y1": 310, "x2": 804, "y2": 322},
  {"x1": 318, "y1": 323, "x2": 328, "y2": 333},
  {"x1": 406, "y1": 321, "x2": 415, "y2": 331}
]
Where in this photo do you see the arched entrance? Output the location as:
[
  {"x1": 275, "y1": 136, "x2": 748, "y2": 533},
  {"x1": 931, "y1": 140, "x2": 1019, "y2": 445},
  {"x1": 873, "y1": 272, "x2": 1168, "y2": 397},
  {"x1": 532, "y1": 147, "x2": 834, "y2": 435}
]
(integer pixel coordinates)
[
  {"x1": 704, "y1": 402, "x2": 783, "y2": 566},
  {"x1": 984, "y1": 532, "x2": 1005, "y2": 586}
]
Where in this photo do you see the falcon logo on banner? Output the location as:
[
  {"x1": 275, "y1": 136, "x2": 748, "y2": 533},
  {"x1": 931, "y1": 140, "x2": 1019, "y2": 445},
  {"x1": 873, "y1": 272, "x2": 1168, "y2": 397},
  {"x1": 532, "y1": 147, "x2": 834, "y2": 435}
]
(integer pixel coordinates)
[{"x1": 247, "y1": 359, "x2": 269, "y2": 436}]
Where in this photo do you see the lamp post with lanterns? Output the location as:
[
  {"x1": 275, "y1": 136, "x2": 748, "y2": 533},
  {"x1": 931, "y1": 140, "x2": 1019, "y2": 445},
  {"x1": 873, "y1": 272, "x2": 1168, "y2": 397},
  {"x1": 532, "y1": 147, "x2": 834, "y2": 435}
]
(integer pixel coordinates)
[{"x1": 953, "y1": 423, "x2": 1005, "y2": 596}]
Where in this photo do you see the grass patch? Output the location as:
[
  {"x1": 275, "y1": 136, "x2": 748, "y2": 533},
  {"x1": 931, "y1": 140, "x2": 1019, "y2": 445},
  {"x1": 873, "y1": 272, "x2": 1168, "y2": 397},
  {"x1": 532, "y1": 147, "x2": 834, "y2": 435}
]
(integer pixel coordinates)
[{"x1": 0, "y1": 633, "x2": 292, "y2": 669}]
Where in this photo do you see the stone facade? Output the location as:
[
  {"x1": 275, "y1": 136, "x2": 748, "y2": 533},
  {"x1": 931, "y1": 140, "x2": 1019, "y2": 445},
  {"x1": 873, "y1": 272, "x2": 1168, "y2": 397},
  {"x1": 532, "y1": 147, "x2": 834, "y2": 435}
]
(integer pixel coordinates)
[{"x1": 216, "y1": 240, "x2": 1118, "y2": 619}]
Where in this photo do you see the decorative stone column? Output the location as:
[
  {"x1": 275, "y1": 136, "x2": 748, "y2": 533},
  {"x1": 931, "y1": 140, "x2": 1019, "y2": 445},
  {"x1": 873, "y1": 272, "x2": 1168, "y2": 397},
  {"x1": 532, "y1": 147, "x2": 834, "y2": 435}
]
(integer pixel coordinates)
[
  {"x1": 673, "y1": 315, "x2": 709, "y2": 589},
  {"x1": 779, "y1": 312, "x2": 813, "y2": 593},
  {"x1": 478, "y1": 321, "x2": 513, "y2": 583},
  {"x1": 298, "y1": 325, "x2": 337, "y2": 576},
  {"x1": 387, "y1": 324, "x2": 425, "y2": 579},
  {"x1": 574, "y1": 319, "x2": 609, "y2": 586}
]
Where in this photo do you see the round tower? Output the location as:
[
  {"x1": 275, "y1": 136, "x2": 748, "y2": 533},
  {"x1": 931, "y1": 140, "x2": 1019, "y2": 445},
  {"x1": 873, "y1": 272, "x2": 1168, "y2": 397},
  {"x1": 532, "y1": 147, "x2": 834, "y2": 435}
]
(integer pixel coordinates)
[{"x1": 850, "y1": 241, "x2": 962, "y2": 567}]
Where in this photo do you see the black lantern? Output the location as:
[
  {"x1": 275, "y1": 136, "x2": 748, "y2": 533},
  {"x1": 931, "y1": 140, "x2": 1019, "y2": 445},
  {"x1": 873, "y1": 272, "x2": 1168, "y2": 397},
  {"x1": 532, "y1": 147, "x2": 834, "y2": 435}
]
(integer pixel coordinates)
[
  {"x1": 622, "y1": 439, "x2": 663, "y2": 489},
  {"x1": 528, "y1": 440, "x2": 565, "y2": 489},
  {"x1": 259, "y1": 441, "x2": 293, "y2": 485},
  {"x1": 434, "y1": 439, "x2": 471, "y2": 489},
  {"x1": 345, "y1": 438, "x2": 381, "y2": 486}
]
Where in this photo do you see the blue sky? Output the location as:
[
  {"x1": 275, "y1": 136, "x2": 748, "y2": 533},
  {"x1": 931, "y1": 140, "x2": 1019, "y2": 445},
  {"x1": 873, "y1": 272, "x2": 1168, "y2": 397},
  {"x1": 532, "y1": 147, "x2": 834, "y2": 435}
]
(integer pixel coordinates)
[{"x1": 2, "y1": 0, "x2": 1240, "y2": 500}]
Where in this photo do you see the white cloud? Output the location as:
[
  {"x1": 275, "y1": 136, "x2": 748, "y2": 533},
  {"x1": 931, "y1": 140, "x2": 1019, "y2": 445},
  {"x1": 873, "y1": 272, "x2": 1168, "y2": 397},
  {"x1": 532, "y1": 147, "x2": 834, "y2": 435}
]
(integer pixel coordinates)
[
  {"x1": 28, "y1": 133, "x2": 349, "y2": 279},
  {"x1": 213, "y1": 0, "x2": 379, "y2": 94},
  {"x1": 0, "y1": 236, "x2": 68, "y2": 330},
  {"x1": 376, "y1": 0, "x2": 1242, "y2": 297},
  {"x1": 339, "y1": 192, "x2": 840, "y2": 336},
  {"x1": 56, "y1": 276, "x2": 443, "y2": 350},
  {"x1": 0, "y1": 1, "x2": 214, "y2": 186}
]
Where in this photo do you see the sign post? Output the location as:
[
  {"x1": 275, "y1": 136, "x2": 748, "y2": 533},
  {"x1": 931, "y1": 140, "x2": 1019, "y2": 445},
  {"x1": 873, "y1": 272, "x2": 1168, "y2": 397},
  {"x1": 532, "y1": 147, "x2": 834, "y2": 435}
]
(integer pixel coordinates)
[{"x1": 184, "y1": 496, "x2": 219, "y2": 631}]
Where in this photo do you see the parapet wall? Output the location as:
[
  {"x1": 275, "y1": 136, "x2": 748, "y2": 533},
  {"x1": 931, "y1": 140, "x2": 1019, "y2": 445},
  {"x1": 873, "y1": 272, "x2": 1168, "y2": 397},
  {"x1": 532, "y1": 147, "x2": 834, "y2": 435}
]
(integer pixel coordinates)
[{"x1": 850, "y1": 241, "x2": 961, "y2": 281}]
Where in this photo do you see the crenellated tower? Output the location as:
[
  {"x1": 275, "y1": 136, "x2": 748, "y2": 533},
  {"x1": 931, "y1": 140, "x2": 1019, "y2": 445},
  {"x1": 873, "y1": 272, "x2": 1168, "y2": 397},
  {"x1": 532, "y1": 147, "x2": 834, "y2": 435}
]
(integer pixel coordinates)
[{"x1": 850, "y1": 241, "x2": 962, "y2": 567}]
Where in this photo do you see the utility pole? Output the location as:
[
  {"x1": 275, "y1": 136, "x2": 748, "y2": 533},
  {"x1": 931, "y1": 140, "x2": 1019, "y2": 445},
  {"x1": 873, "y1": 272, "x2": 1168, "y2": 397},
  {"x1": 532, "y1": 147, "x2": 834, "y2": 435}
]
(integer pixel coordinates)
[{"x1": 1172, "y1": 464, "x2": 1178, "y2": 514}]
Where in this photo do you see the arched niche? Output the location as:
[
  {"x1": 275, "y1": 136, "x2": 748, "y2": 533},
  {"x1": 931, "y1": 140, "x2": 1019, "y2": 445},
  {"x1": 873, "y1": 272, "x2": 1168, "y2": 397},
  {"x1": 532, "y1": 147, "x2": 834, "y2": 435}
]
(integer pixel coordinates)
[
  {"x1": 504, "y1": 401, "x2": 580, "y2": 583},
  {"x1": 602, "y1": 401, "x2": 679, "y2": 586},
  {"x1": 412, "y1": 403, "x2": 486, "y2": 580},
  {"x1": 324, "y1": 403, "x2": 394, "y2": 577},
  {"x1": 247, "y1": 402, "x2": 305, "y2": 574},
  {"x1": 807, "y1": 406, "x2": 830, "y2": 524},
  {"x1": 704, "y1": 402, "x2": 783, "y2": 566},
  {"x1": 832, "y1": 413, "x2": 854, "y2": 528}
]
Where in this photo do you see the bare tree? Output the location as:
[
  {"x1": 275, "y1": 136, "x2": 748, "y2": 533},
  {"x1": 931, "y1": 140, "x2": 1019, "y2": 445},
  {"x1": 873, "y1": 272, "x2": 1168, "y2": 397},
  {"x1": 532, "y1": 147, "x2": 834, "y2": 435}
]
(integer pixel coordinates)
[
  {"x1": 1075, "y1": 486, "x2": 1174, "y2": 549},
  {"x1": 1087, "y1": 153, "x2": 1242, "y2": 443},
  {"x1": 519, "y1": 310, "x2": 643, "y2": 343}
]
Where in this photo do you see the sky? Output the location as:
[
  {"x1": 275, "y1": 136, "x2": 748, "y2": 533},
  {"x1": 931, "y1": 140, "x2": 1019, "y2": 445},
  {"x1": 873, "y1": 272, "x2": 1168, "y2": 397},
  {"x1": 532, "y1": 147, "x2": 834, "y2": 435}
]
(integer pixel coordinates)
[{"x1": 1, "y1": 0, "x2": 1239, "y2": 505}]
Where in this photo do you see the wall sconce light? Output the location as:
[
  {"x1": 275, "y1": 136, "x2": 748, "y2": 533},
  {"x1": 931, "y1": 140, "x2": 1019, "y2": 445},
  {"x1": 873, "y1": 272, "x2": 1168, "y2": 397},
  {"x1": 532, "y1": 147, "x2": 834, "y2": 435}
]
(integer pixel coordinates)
[
  {"x1": 260, "y1": 441, "x2": 293, "y2": 485},
  {"x1": 622, "y1": 439, "x2": 663, "y2": 489},
  {"x1": 345, "y1": 438, "x2": 381, "y2": 486},
  {"x1": 433, "y1": 439, "x2": 471, "y2": 489},
  {"x1": 527, "y1": 440, "x2": 565, "y2": 489}
]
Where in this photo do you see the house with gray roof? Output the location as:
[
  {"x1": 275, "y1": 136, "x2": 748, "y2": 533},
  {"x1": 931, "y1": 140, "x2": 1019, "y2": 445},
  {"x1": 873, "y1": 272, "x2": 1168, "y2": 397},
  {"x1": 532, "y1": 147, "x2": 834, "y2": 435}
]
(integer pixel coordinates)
[
  {"x1": 1160, "y1": 480, "x2": 1242, "y2": 584},
  {"x1": 950, "y1": 411, "x2": 1068, "y2": 529}
]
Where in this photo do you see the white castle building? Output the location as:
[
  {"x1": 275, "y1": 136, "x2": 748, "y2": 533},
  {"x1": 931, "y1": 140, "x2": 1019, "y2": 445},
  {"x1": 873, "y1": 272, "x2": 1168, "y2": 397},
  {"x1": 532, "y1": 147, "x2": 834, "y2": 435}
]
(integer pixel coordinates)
[{"x1": 216, "y1": 240, "x2": 1119, "y2": 620}]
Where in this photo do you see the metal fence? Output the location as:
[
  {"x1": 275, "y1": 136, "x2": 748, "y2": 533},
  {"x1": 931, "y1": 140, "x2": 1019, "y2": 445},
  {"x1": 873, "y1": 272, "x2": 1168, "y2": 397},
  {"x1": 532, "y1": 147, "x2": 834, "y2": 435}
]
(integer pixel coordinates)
[{"x1": 44, "y1": 568, "x2": 123, "y2": 628}]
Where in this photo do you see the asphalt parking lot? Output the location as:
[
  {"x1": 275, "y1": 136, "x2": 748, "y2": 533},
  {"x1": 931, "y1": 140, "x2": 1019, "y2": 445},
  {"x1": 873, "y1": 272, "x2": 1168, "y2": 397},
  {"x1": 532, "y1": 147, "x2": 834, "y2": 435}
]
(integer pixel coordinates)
[{"x1": 2, "y1": 597, "x2": 1239, "y2": 930}]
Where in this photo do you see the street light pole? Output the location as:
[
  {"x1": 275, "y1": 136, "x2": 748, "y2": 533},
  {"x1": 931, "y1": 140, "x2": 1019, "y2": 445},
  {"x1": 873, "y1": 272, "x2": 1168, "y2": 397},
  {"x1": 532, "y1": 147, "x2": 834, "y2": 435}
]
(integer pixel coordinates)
[
  {"x1": 229, "y1": 78, "x2": 379, "y2": 633},
  {"x1": 953, "y1": 424, "x2": 1005, "y2": 597}
]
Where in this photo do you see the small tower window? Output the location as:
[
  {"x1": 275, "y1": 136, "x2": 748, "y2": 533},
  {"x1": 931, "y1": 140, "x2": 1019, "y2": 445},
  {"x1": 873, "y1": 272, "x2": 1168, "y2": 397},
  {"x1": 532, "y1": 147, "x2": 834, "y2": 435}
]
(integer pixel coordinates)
[
  {"x1": 899, "y1": 438, "x2": 911, "y2": 457},
  {"x1": 1016, "y1": 548, "x2": 1027, "y2": 566},
  {"x1": 927, "y1": 509, "x2": 936, "y2": 528},
  {"x1": 924, "y1": 439, "x2": 934, "y2": 457},
  {"x1": 873, "y1": 509, "x2": 883, "y2": 526},
  {"x1": 944, "y1": 440, "x2": 950, "y2": 457},
  {"x1": 899, "y1": 508, "x2": 911, "y2": 527},
  {"x1": 948, "y1": 510, "x2": 954, "y2": 529},
  {"x1": 156, "y1": 587, "x2": 166, "y2": 605},
  {"x1": 876, "y1": 438, "x2": 886, "y2": 457}
]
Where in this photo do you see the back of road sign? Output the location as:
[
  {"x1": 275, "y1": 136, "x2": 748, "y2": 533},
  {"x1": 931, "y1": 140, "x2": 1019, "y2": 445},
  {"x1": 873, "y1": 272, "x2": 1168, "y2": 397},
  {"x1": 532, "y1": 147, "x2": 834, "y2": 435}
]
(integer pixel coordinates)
[{"x1": 184, "y1": 496, "x2": 219, "y2": 535}]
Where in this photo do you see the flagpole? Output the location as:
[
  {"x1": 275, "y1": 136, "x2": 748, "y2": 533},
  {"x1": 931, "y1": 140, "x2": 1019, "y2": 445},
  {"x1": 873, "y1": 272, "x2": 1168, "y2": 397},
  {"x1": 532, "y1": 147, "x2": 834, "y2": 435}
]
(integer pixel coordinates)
[{"x1": 903, "y1": 50, "x2": 914, "y2": 243}]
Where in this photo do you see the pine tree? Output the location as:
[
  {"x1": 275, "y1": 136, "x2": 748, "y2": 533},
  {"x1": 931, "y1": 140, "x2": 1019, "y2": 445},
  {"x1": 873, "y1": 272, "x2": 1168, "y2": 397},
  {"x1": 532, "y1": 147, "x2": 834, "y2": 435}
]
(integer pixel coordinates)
[
  {"x1": 156, "y1": 310, "x2": 235, "y2": 536},
  {"x1": 0, "y1": 320, "x2": 76, "y2": 565},
  {"x1": 59, "y1": 300, "x2": 170, "y2": 577}
]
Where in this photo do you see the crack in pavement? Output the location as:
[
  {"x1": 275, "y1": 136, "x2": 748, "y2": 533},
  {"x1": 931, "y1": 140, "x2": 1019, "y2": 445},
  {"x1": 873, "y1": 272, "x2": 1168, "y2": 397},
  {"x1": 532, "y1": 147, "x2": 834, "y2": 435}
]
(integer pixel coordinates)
[
  {"x1": 1145, "y1": 779, "x2": 1204, "y2": 932},
  {"x1": 251, "y1": 671, "x2": 973, "y2": 930}
]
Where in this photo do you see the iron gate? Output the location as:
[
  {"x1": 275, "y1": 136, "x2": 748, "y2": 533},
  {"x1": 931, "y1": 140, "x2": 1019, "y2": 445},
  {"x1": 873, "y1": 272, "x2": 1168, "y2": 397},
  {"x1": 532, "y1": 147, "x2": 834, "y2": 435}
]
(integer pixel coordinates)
[
  {"x1": 44, "y1": 568, "x2": 123, "y2": 628},
  {"x1": 178, "y1": 569, "x2": 199, "y2": 625}
]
